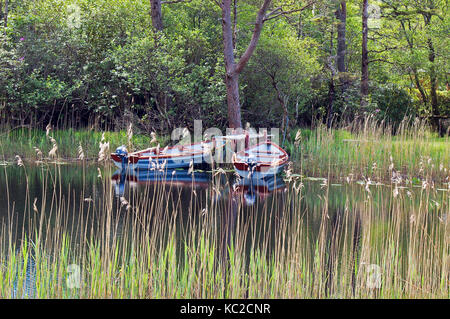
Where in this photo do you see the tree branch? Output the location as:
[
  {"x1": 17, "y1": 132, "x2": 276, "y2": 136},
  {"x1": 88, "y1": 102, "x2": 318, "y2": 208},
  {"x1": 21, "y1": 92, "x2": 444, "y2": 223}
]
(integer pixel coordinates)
[
  {"x1": 264, "y1": 0, "x2": 317, "y2": 22},
  {"x1": 210, "y1": 0, "x2": 222, "y2": 8},
  {"x1": 234, "y1": 0, "x2": 272, "y2": 75},
  {"x1": 368, "y1": 58, "x2": 395, "y2": 65},
  {"x1": 161, "y1": 0, "x2": 192, "y2": 4}
]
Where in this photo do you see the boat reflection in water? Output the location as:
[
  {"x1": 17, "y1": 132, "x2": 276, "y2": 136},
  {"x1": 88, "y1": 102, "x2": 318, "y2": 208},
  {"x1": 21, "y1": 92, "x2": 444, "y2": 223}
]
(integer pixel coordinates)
[
  {"x1": 232, "y1": 175, "x2": 286, "y2": 206},
  {"x1": 111, "y1": 168, "x2": 285, "y2": 207},
  {"x1": 111, "y1": 168, "x2": 211, "y2": 197}
]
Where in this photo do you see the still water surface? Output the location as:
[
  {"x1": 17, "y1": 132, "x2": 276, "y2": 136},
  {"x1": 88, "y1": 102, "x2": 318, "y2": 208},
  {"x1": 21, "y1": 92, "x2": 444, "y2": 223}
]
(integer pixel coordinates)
[{"x1": 0, "y1": 164, "x2": 447, "y2": 297}]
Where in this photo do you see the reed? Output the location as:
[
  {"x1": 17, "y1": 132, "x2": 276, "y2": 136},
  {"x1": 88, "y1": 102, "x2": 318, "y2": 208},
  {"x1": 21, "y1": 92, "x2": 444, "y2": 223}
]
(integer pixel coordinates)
[
  {"x1": 286, "y1": 117, "x2": 449, "y2": 184},
  {"x1": 0, "y1": 120, "x2": 448, "y2": 299}
]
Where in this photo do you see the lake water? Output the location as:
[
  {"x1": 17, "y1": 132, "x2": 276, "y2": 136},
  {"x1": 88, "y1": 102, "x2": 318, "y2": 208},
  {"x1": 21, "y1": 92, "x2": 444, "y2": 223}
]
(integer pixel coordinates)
[{"x1": 0, "y1": 163, "x2": 447, "y2": 297}]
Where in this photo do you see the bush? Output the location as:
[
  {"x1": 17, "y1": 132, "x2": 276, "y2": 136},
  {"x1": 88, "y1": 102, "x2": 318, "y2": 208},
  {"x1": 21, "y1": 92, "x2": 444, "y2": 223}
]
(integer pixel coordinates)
[{"x1": 370, "y1": 84, "x2": 415, "y2": 131}]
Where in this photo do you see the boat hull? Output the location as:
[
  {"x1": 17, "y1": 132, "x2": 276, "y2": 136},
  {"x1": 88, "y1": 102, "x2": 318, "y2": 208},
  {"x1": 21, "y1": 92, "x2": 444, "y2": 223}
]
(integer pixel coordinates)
[
  {"x1": 111, "y1": 140, "x2": 221, "y2": 170},
  {"x1": 232, "y1": 141, "x2": 288, "y2": 179},
  {"x1": 112, "y1": 153, "x2": 206, "y2": 170},
  {"x1": 233, "y1": 162, "x2": 287, "y2": 179}
]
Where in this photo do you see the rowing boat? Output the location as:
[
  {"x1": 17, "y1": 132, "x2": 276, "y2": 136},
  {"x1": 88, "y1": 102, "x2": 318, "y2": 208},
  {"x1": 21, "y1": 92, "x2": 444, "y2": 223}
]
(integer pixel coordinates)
[
  {"x1": 232, "y1": 141, "x2": 288, "y2": 179},
  {"x1": 111, "y1": 139, "x2": 220, "y2": 170}
]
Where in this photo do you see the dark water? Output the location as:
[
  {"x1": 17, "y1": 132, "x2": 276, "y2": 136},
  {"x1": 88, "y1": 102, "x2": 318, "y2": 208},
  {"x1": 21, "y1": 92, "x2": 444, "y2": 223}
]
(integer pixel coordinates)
[
  {"x1": 1, "y1": 163, "x2": 447, "y2": 244},
  {"x1": 0, "y1": 163, "x2": 447, "y2": 297}
]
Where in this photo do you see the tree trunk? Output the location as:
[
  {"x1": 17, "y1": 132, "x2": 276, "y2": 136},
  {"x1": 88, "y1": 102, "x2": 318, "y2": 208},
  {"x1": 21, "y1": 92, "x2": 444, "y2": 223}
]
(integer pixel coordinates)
[
  {"x1": 327, "y1": 78, "x2": 335, "y2": 128},
  {"x1": 327, "y1": 29, "x2": 335, "y2": 128},
  {"x1": 221, "y1": 0, "x2": 272, "y2": 129},
  {"x1": 225, "y1": 74, "x2": 242, "y2": 129},
  {"x1": 336, "y1": 1, "x2": 348, "y2": 106},
  {"x1": 150, "y1": 0, "x2": 163, "y2": 31},
  {"x1": 3, "y1": 0, "x2": 8, "y2": 28},
  {"x1": 336, "y1": 1, "x2": 346, "y2": 74},
  {"x1": 232, "y1": 0, "x2": 237, "y2": 50},
  {"x1": 221, "y1": 0, "x2": 240, "y2": 128},
  {"x1": 428, "y1": 39, "x2": 438, "y2": 117},
  {"x1": 361, "y1": 0, "x2": 369, "y2": 107},
  {"x1": 424, "y1": 14, "x2": 439, "y2": 130}
]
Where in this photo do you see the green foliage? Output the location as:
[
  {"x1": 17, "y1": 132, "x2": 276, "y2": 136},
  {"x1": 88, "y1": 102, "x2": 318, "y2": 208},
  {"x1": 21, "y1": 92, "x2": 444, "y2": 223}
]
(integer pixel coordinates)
[
  {"x1": 370, "y1": 84, "x2": 415, "y2": 130},
  {"x1": 0, "y1": 0, "x2": 448, "y2": 132}
]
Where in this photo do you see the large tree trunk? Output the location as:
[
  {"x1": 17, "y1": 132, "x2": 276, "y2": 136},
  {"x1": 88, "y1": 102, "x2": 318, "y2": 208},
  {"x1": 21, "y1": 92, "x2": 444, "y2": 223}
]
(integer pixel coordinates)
[
  {"x1": 225, "y1": 74, "x2": 242, "y2": 129},
  {"x1": 336, "y1": 1, "x2": 346, "y2": 74},
  {"x1": 221, "y1": 0, "x2": 272, "y2": 129},
  {"x1": 150, "y1": 0, "x2": 163, "y2": 31},
  {"x1": 361, "y1": 0, "x2": 369, "y2": 107},
  {"x1": 221, "y1": 0, "x2": 241, "y2": 128}
]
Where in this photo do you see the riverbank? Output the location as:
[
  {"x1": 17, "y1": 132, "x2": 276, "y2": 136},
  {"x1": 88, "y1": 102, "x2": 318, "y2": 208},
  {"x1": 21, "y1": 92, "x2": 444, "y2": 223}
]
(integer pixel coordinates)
[{"x1": 1, "y1": 121, "x2": 448, "y2": 184}]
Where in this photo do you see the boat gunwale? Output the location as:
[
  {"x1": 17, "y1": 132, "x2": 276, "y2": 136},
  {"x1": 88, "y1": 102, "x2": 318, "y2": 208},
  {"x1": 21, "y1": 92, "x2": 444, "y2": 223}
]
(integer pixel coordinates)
[
  {"x1": 127, "y1": 140, "x2": 216, "y2": 161},
  {"x1": 233, "y1": 141, "x2": 288, "y2": 167}
]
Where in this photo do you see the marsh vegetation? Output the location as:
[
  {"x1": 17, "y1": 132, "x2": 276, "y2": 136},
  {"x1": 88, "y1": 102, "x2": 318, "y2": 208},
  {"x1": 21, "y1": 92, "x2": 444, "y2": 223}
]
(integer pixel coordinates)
[{"x1": 0, "y1": 120, "x2": 448, "y2": 298}]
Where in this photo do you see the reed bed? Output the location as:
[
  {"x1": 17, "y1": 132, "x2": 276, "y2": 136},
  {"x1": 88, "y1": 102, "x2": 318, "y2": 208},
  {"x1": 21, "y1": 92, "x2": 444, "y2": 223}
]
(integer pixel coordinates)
[
  {"x1": 0, "y1": 119, "x2": 448, "y2": 299},
  {"x1": 287, "y1": 117, "x2": 449, "y2": 184}
]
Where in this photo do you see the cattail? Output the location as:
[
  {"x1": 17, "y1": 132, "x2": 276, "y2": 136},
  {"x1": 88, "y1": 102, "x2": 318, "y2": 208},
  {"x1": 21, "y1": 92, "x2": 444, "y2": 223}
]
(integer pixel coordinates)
[
  {"x1": 393, "y1": 186, "x2": 399, "y2": 198},
  {"x1": 150, "y1": 132, "x2": 157, "y2": 144},
  {"x1": 120, "y1": 196, "x2": 130, "y2": 208},
  {"x1": 15, "y1": 155, "x2": 23, "y2": 167},
  {"x1": 33, "y1": 198, "x2": 39, "y2": 214},
  {"x1": 372, "y1": 162, "x2": 377, "y2": 171},
  {"x1": 294, "y1": 130, "x2": 302, "y2": 146},
  {"x1": 34, "y1": 147, "x2": 43, "y2": 160},
  {"x1": 293, "y1": 181, "x2": 304, "y2": 193},
  {"x1": 127, "y1": 123, "x2": 133, "y2": 147},
  {"x1": 422, "y1": 180, "x2": 429, "y2": 189},
  {"x1": 49, "y1": 137, "x2": 58, "y2": 158},
  {"x1": 365, "y1": 180, "x2": 371, "y2": 194},
  {"x1": 98, "y1": 138, "x2": 110, "y2": 162},
  {"x1": 33, "y1": 198, "x2": 39, "y2": 213},
  {"x1": 78, "y1": 143, "x2": 85, "y2": 161},
  {"x1": 46, "y1": 123, "x2": 51, "y2": 136},
  {"x1": 320, "y1": 178, "x2": 328, "y2": 189}
]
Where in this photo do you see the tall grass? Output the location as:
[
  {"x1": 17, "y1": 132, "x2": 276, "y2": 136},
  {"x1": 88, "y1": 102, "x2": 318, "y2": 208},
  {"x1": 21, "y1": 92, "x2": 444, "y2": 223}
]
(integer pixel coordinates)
[
  {"x1": 0, "y1": 119, "x2": 448, "y2": 298},
  {"x1": 286, "y1": 117, "x2": 449, "y2": 183},
  {"x1": 0, "y1": 127, "x2": 169, "y2": 162}
]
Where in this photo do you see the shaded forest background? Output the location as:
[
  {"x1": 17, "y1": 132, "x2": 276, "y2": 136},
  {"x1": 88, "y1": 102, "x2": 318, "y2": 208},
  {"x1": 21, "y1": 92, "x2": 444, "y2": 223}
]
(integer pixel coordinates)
[{"x1": 0, "y1": 0, "x2": 448, "y2": 134}]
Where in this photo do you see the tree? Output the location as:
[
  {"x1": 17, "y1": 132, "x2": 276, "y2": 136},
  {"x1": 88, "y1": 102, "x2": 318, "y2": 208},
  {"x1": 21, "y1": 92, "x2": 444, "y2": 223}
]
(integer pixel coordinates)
[
  {"x1": 380, "y1": 0, "x2": 447, "y2": 130},
  {"x1": 218, "y1": 0, "x2": 272, "y2": 128},
  {"x1": 150, "y1": 0, "x2": 163, "y2": 31},
  {"x1": 361, "y1": 0, "x2": 369, "y2": 106},
  {"x1": 336, "y1": 1, "x2": 346, "y2": 75},
  {"x1": 218, "y1": 0, "x2": 315, "y2": 128}
]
